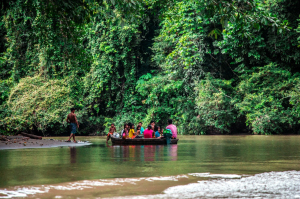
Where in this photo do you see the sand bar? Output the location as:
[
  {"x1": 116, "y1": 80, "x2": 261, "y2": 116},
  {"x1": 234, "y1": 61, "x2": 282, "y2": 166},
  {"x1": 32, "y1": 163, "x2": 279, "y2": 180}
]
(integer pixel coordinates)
[{"x1": 0, "y1": 136, "x2": 91, "y2": 150}]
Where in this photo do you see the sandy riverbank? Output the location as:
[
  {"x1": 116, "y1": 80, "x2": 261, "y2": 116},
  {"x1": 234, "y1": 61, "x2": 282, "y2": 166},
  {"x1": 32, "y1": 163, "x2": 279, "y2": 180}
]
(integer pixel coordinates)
[{"x1": 0, "y1": 136, "x2": 91, "y2": 150}]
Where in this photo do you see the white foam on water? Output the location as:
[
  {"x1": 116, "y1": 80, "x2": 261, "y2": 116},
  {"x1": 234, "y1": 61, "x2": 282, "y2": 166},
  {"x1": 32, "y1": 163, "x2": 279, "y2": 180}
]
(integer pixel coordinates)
[
  {"x1": 76, "y1": 141, "x2": 90, "y2": 144},
  {"x1": 188, "y1": 172, "x2": 242, "y2": 179},
  {"x1": 108, "y1": 170, "x2": 300, "y2": 199},
  {"x1": 0, "y1": 175, "x2": 188, "y2": 198},
  {"x1": 145, "y1": 175, "x2": 188, "y2": 182},
  {"x1": 0, "y1": 187, "x2": 46, "y2": 198}
]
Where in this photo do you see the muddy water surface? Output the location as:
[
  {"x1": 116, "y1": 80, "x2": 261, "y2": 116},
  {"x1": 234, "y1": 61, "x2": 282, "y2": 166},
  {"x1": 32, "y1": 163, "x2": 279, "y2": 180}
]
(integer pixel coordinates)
[{"x1": 0, "y1": 135, "x2": 300, "y2": 198}]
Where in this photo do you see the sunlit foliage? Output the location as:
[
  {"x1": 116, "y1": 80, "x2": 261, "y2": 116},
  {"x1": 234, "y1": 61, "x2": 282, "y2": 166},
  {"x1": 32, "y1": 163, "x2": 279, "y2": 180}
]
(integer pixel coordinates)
[{"x1": 1, "y1": 0, "x2": 300, "y2": 135}]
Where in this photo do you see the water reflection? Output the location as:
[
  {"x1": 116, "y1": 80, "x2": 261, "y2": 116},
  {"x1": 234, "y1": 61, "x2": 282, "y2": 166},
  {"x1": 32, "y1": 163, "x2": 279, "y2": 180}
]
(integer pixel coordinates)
[
  {"x1": 69, "y1": 147, "x2": 77, "y2": 164},
  {"x1": 109, "y1": 145, "x2": 178, "y2": 162},
  {"x1": 169, "y1": 145, "x2": 178, "y2": 161},
  {"x1": 2, "y1": 136, "x2": 300, "y2": 188}
]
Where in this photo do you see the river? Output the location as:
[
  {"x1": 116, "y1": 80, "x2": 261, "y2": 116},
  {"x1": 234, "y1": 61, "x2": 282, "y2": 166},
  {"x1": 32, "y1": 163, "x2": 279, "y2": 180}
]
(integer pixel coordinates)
[{"x1": 0, "y1": 135, "x2": 300, "y2": 198}]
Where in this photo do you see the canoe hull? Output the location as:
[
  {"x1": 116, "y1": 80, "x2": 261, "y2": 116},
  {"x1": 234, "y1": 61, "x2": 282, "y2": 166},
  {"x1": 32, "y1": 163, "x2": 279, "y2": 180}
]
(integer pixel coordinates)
[{"x1": 111, "y1": 136, "x2": 179, "y2": 145}]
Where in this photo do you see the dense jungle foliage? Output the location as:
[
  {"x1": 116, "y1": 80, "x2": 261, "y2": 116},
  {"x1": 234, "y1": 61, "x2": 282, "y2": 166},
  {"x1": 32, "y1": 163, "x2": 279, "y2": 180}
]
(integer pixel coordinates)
[{"x1": 1, "y1": 0, "x2": 300, "y2": 135}]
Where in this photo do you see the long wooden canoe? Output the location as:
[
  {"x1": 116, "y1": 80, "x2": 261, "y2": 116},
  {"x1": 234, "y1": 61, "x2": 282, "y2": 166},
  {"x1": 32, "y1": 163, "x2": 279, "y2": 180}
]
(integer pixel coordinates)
[{"x1": 111, "y1": 136, "x2": 179, "y2": 145}]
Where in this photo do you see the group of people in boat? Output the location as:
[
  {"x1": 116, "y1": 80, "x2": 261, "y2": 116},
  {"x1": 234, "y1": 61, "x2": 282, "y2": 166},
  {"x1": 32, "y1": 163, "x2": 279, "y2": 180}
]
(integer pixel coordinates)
[
  {"x1": 106, "y1": 119, "x2": 177, "y2": 142},
  {"x1": 65, "y1": 107, "x2": 177, "y2": 143}
]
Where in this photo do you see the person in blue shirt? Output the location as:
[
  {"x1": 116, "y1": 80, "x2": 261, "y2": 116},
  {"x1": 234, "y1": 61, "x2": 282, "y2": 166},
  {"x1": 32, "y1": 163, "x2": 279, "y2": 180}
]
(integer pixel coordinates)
[
  {"x1": 138, "y1": 122, "x2": 144, "y2": 134},
  {"x1": 154, "y1": 126, "x2": 161, "y2": 138}
]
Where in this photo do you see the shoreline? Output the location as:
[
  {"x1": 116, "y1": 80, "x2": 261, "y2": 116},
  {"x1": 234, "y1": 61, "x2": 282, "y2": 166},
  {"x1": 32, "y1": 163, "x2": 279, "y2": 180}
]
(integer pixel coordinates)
[
  {"x1": 1, "y1": 134, "x2": 299, "y2": 150},
  {"x1": 0, "y1": 136, "x2": 91, "y2": 150}
]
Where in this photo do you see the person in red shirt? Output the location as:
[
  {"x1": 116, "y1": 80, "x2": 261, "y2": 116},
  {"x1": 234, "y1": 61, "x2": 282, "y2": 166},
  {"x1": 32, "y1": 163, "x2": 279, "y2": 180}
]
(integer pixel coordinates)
[{"x1": 143, "y1": 125, "x2": 153, "y2": 138}]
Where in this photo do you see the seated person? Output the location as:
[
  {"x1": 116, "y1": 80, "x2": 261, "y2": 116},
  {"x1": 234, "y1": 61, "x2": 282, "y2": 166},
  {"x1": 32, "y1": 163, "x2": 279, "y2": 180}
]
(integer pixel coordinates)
[
  {"x1": 134, "y1": 126, "x2": 142, "y2": 139},
  {"x1": 166, "y1": 119, "x2": 178, "y2": 139},
  {"x1": 121, "y1": 123, "x2": 129, "y2": 139},
  {"x1": 154, "y1": 126, "x2": 161, "y2": 138},
  {"x1": 128, "y1": 123, "x2": 135, "y2": 138},
  {"x1": 138, "y1": 122, "x2": 144, "y2": 134},
  {"x1": 159, "y1": 126, "x2": 163, "y2": 136},
  {"x1": 150, "y1": 120, "x2": 155, "y2": 131},
  {"x1": 143, "y1": 125, "x2": 153, "y2": 138}
]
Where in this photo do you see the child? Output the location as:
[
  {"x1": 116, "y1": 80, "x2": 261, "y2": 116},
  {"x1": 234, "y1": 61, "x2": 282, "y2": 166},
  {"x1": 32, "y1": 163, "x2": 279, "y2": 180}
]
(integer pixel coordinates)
[
  {"x1": 106, "y1": 123, "x2": 116, "y2": 142},
  {"x1": 154, "y1": 126, "x2": 161, "y2": 138},
  {"x1": 138, "y1": 122, "x2": 144, "y2": 134},
  {"x1": 158, "y1": 126, "x2": 163, "y2": 136},
  {"x1": 129, "y1": 123, "x2": 135, "y2": 138},
  {"x1": 135, "y1": 126, "x2": 142, "y2": 139},
  {"x1": 121, "y1": 123, "x2": 129, "y2": 139}
]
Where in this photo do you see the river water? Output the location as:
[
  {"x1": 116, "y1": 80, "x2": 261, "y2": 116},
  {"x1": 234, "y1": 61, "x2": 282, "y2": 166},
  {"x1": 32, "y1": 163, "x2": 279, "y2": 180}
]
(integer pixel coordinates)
[{"x1": 0, "y1": 135, "x2": 300, "y2": 198}]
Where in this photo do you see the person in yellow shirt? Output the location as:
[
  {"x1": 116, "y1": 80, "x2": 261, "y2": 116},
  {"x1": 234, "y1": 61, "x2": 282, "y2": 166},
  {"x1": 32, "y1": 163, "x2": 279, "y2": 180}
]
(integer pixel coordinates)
[{"x1": 128, "y1": 123, "x2": 135, "y2": 138}]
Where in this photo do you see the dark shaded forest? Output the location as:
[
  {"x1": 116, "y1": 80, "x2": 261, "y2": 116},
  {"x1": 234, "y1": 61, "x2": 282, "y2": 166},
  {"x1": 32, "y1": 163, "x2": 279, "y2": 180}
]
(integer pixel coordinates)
[{"x1": 1, "y1": 0, "x2": 300, "y2": 135}]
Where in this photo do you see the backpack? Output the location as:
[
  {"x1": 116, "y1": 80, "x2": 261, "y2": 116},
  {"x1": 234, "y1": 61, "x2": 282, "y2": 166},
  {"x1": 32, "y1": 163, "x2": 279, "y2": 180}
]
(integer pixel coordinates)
[
  {"x1": 163, "y1": 129, "x2": 172, "y2": 134},
  {"x1": 163, "y1": 129, "x2": 173, "y2": 144}
]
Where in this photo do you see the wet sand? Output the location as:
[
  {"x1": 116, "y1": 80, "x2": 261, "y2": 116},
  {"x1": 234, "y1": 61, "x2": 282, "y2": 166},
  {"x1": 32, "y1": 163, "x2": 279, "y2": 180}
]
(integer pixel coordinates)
[{"x1": 0, "y1": 136, "x2": 91, "y2": 150}]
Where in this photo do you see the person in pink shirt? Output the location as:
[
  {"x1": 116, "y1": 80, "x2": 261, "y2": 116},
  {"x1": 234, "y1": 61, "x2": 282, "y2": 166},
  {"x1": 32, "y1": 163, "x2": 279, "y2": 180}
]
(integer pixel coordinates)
[
  {"x1": 166, "y1": 119, "x2": 177, "y2": 138},
  {"x1": 143, "y1": 125, "x2": 154, "y2": 138}
]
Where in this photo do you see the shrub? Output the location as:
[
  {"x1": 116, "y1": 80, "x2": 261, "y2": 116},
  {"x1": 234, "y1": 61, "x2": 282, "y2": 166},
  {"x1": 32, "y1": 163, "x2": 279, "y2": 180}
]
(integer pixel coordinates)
[{"x1": 1, "y1": 75, "x2": 73, "y2": 134}]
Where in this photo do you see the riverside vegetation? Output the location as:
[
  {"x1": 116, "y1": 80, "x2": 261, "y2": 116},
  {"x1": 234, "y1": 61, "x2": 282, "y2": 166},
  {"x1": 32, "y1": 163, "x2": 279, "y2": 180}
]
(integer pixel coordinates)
[{"x1": 0, "y1": 0, "x2": 300, "y2": 136}]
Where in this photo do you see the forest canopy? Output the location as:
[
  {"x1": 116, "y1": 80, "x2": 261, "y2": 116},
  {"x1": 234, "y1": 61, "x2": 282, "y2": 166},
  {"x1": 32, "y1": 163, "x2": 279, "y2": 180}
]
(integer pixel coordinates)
[{"x1": 1, "y1": 0, "x2": 300, "y2": 135}]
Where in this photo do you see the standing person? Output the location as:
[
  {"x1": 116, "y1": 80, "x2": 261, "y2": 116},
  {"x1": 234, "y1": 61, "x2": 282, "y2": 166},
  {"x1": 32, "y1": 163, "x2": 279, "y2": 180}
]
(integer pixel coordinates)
[
  {"x1": 66, "y1": 108, "x2": 79, "y2": 143},
  {"x1": 144, "y1": 125, "x2": 153, "y2": 138},
  {"x1": 106, "y1": 123, "x2": 116, "y2": 142},
  {"x1": 138, "y1": 122, "x2": 144, "y2": 134},
  {"x1": 166, "y1": 119, "x2": 177, "y2": 138},
  {"x1": 128, "y1": 123, "x2": 135, "y2": 138}
]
